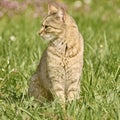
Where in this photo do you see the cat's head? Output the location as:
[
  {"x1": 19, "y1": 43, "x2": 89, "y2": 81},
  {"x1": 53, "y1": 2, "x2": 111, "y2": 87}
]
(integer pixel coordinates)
[{"x1": 38, "y1": 3, "x2": 66, "y2": 42}]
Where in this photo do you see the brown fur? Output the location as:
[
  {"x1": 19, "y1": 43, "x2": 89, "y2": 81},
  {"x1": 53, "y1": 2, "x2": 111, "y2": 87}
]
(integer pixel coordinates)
[{"x1": 28, "y1": 4, "x2": 84, "y2": 104}]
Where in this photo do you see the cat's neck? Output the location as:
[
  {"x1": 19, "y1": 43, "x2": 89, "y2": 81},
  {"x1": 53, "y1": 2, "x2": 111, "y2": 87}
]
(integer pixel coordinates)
[{"x1": 48, "y1": 38, "x2": 67, "y2": 56}]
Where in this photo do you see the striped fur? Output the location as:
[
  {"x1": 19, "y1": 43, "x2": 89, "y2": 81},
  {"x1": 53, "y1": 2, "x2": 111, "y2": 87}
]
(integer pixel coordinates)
[{"x1": 28, "y1": 4, "x2": 84, "y2": 104}]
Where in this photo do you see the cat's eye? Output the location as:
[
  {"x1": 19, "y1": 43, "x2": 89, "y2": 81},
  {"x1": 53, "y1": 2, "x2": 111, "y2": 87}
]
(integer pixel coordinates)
[{"x1": 44, "y1": 25, "x2": 49, "y2": 29}]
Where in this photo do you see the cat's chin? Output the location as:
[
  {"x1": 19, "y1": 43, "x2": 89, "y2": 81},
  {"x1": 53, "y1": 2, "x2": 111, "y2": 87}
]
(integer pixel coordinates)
[{"x1": 41, "y1": 35, "x2": 56, "y2": 42}]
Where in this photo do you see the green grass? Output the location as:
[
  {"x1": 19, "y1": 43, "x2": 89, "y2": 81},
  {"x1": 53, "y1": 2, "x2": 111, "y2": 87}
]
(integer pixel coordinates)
[{"x1": 0, "y1": 1, "x2": 120, "y2": 120}]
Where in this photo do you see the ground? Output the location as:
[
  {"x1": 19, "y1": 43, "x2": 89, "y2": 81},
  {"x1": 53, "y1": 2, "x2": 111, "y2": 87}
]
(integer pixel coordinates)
[{"x1": 0, "y1": 0, "x2": 120, "y2": 120}]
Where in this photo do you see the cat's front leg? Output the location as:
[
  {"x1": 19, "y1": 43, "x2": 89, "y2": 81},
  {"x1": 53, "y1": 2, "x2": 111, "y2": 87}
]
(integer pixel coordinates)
[
  {"x1": 48, "y1": 67, "x2": 66, "y2": 104},
  {"x1": 51, "y1": 77, "x2": 66, "y2": 104},
  {"x1": 66, "y1": 79, "x2": 80, "y2": 102},
  {"x1": 66, "y1": 62, "x2": 82, "y2": 101}
]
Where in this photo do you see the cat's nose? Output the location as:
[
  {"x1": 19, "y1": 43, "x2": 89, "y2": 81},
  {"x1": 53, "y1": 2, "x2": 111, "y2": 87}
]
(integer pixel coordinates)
[
  {"x1": 38, "y1": 28, "x2": 44, "y2": 36},
  {"x1": 38, "y1": 30, "x2": 42, "y2": 36}
]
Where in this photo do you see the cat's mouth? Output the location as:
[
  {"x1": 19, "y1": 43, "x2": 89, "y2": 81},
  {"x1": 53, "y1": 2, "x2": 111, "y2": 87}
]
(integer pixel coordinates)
[
  {"x1": 38, "y1": 29, "x2": 57, "y2": 42},
  {"x1": 40, "y1": 34, "x2": 56, "y2": 42}
]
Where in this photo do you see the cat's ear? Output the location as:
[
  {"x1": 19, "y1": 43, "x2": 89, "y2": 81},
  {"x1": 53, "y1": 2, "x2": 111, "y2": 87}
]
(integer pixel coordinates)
[
  {"x1": 48, "y1": 4, "x2": 66, "y2": 22},
  {"x1": 48, "y1": 4, "x2": 58, "y2": 14},
  {"x1": 57, "y1": 8, "x2": 66, "y2": 22}
]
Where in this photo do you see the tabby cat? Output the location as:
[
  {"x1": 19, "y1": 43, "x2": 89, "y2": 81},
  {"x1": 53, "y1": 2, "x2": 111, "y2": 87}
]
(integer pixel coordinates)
[{"x1": 28, "y1": 3, "x2": 84, "y2": 104}]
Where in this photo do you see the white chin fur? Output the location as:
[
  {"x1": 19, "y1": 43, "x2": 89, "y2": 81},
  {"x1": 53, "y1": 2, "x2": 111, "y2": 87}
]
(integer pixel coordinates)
[{"x1": 42, "y1": 34, "x2": 55, "y2": 41}]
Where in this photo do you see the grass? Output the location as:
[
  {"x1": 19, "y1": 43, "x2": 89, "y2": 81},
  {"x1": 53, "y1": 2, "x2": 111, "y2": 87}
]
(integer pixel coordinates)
[{"x1": 0, "y1": 1, "x2": 120, "y2": 120}]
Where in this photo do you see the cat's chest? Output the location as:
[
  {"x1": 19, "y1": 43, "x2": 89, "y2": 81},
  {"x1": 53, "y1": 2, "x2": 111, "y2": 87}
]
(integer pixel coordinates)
[
  {"x1": 46, "y1": 45, "x2": 81, "y2": 81},
  {"x1": 46, "y1": 44, "x2": 80, "y2": 69},
  {"x1": 47, "y1": 49, "x2": 68, "y2": 67},
  {"x1": 46, "y1": 45, "x2": 68, "y2": 68},
  {"x1": 47, "y1": 49, "x2": 79, "y2": 71}
]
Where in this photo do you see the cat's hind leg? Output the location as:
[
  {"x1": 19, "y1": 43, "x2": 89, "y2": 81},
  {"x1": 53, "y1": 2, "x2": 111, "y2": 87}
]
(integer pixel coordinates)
[{"x1": 28, "y1": 74, "x2": 53, "y2": 101}]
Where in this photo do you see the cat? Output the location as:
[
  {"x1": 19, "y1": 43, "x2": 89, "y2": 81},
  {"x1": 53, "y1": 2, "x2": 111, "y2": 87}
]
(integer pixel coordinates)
[{"x1": 28, "y1": 3, "x2": 84, "y2": 104}]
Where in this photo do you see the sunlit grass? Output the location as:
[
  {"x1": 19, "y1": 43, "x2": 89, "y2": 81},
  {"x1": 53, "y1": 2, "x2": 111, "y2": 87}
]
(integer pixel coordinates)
[{"x1": 0, "y1": 1, "x2": 120, "y2": 120}]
